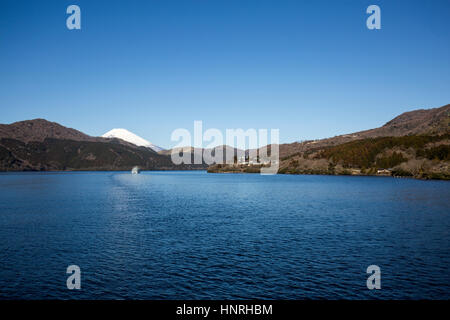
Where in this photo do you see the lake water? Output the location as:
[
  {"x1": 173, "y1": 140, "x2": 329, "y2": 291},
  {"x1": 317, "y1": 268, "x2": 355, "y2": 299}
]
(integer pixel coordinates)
[{"x1": 0, "y1": 171, "x2": 449, "y2": 299}]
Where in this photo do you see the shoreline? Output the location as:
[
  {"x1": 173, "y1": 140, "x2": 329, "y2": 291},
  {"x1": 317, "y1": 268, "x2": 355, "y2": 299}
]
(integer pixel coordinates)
[
  {"x1": 0, "y1": 168, "x2": 206, "y2": 173},
  {"x1": 207, "y1": 167, "x2": 450, "y2": 181},
  {"x1": 1, "y1": 168, "x2": 449, "y2": 181}
]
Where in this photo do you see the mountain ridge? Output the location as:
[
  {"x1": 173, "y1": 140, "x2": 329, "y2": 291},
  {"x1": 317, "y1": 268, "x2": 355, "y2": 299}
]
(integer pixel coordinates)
[
  {"x1": 0, "y1": 119, "x2": 203, "y2": 171},
  {"x1": 209, "y1": 104, "x2": 450, "y2": 179},
  {"x1": 272, "y1": 104, "x2": 450, "y2": 159},
  {"x1": 1, "y1": 104, "x2": 449, "y2": 176},
  {"x1": 0, "y1": 118, "x2": 101, "y2": 143}
]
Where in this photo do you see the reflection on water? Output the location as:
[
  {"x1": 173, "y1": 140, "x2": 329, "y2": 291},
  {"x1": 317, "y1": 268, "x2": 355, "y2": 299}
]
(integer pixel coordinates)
[{"x1": 0, "y1": 171, "x2": 449, "y2": 299}]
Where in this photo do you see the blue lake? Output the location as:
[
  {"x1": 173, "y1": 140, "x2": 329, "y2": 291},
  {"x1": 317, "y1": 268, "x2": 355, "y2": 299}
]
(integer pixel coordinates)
[{"x1": 0, "y1": 171, "x2": 449, "y2": 299}]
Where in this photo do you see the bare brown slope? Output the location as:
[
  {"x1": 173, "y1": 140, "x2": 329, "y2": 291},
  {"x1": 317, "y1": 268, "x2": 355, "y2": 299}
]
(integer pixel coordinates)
[
  {"x1": 277, "y1": 104, "x2": 450, "y2": 158},
  {"x1": 357, "y1": 104, "x2": 449, "y2": 137},
  {"x1": 0, "y1": 119, "x2": 103, "y2": 143},
  {"x1": 212, "y1": 104, "x2": 450, "y2": 179}
]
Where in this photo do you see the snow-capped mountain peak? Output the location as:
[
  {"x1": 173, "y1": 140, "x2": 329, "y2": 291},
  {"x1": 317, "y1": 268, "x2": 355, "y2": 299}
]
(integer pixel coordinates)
[{"x1": 102, "y1": 128, "x2": 164, "y2": 152}]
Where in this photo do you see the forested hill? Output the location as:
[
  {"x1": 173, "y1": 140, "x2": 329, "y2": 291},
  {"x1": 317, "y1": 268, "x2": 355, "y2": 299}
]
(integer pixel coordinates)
[
  {"x1": 209, "y1": 104, "x2": 450, "y2": 179},
  {"x1": 0, "y1": 119, "x2": 205, "y2": 171}
]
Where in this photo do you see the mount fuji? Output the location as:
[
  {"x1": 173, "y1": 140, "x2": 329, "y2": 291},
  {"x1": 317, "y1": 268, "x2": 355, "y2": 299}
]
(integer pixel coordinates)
[{"x1": 102, "y1": 128, "x2": 164, "y2": 152}]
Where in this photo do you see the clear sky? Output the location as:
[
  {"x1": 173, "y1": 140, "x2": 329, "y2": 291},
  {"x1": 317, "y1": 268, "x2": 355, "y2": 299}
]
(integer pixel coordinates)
[{"x1": 1, "y1": 0, "x2": 449, "y2": 148}]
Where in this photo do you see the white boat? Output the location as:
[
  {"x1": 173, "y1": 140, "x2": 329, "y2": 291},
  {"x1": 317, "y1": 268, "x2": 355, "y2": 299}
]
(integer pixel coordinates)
[{"x1": 131, "y1": 166, "x2": 141, "y2": 174}]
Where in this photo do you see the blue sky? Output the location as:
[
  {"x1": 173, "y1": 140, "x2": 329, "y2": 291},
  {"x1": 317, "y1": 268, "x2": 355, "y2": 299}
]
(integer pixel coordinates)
[{"x1": 1, "y1": 0, "x2": 449, "y2": 148}]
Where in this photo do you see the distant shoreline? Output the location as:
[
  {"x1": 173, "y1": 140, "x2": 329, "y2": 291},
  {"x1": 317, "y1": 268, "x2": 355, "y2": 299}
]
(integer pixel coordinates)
[
  {"x1": 0, "y1": 168, "x2": 206, "y2": 173},
  {"x1": 2, "y1": 168, "x2": 448, "y2": 181},
  {"x1": 207, "y1": 166, "x2": 450, "y2": 181}
]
